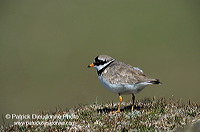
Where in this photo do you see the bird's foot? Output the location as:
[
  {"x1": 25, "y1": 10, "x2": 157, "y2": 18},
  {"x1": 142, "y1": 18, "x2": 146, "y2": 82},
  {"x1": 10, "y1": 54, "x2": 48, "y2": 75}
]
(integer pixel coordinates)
[
  {"x1": 110, "y1": 109, "x2": 121, "y2": 114},
  {"x1": 131, "y1": 105, "x2": 134, "y2": 111}
]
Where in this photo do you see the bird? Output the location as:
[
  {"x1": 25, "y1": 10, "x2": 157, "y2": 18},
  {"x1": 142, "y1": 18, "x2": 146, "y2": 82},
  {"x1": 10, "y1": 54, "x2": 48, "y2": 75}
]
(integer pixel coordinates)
[{"x1": 88, "y1": 55, "x2": 161, "y2": 113}]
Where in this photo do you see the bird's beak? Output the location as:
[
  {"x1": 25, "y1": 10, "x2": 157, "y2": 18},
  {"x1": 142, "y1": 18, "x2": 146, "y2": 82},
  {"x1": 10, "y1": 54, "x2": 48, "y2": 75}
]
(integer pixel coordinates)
[{"x1": 88, "y1": 63, "x2": 94, "y2": 68}]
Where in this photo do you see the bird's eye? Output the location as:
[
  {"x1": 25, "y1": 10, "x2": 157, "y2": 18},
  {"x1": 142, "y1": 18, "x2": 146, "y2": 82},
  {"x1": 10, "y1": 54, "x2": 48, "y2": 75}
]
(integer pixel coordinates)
[{"x1": 93, "y1": 58, "x2": 107, "y2": 66}]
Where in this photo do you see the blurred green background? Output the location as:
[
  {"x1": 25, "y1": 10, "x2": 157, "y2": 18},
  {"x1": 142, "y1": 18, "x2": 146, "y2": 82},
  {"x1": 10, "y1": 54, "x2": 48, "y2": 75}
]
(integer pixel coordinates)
[{"x1": 0, "y1": 0, "x2": 200, "y2": 125}]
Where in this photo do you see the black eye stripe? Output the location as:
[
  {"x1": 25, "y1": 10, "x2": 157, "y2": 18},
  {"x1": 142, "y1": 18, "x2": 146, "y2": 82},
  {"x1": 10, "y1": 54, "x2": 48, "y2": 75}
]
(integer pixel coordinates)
[
  {"x1": 94, "y1": 56, "x2": 107, "y2": 65},
  {"x1": 94, "y1": 60, "x2": 107, "y2": 66}
]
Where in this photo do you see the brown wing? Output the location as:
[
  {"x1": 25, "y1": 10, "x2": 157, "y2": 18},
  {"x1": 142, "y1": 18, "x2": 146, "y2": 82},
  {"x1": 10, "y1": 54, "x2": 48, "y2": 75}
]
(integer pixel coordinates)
[{"x1": 102, "y1": 61, "x2": 155, "y2": 84}]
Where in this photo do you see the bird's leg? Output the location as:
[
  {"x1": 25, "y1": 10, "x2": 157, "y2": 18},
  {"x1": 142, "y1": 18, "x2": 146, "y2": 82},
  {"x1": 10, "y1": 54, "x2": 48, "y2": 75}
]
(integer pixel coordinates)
[
  {"x1": 131, "y1": 94, "x2": 135, "y2": 111},
  {"x1": 110, "y1": 93, "x2": 122, "y2": 113},
  {"x1": 117, "y1": 94, "x2": 123, "y2": 112}
]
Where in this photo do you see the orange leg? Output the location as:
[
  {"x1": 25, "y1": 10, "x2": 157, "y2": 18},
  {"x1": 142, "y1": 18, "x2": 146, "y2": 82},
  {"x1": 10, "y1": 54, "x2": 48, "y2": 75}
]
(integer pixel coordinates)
[
  {"x1": 117, "y1": 95, "x2": 123, "y2": 112},
  {"x1": 110, "y1": 94, "x2": 122, "y2": 113}
]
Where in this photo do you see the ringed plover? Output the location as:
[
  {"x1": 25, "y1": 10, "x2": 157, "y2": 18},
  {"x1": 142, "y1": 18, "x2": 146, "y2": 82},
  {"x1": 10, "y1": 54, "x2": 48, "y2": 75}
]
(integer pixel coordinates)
[{"x1": 88, "y1": 55, "x2": 161, "y2": 113}]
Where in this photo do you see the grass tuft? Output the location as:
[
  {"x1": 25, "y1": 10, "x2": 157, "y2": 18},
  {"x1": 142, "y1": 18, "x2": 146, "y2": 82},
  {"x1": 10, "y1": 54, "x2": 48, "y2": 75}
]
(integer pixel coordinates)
[{"x1": 1, "y1": 97, "x2": 200, "y2": 131}]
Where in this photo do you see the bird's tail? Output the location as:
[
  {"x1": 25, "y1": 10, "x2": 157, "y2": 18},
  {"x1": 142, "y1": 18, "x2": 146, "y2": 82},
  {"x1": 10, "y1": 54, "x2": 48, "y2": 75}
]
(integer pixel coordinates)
[{"x1": 150, "y1": 79, "x2": 161, "y2": 84}]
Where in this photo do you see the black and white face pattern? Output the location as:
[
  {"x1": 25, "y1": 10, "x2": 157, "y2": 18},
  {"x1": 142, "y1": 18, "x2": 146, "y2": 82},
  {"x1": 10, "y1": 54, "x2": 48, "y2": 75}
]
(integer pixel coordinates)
[
  {"x1": 93, "y1": 55, "x2": 115, "y2": 72},
  {"x1": 93, "y1": 56, "x2": 107, "y2": 66}
]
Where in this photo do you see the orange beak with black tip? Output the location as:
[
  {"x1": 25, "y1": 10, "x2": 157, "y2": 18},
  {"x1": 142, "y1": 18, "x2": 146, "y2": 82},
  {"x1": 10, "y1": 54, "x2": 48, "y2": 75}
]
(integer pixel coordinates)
[{"x1": 88, "y1": 63, "x2": 94, "y2": 68}]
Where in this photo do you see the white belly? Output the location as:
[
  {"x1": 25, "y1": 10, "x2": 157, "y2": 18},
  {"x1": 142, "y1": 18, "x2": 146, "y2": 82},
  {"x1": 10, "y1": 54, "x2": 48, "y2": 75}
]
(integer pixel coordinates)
[{"x1": 98, "y1": 76, "x2": 150, "y2": 94}]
